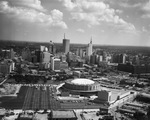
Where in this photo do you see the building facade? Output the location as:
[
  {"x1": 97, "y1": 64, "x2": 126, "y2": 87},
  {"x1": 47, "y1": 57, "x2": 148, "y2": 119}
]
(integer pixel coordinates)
[
  {"x1": 51, "y1": 57, "x2": 61, "y2": 71},
  {"x1": 63, "y1": 39, "x2": 70, "y2": 54},
  {"x1": 41, "y1": 52, "x2": 51, "y2": 63},
  {"x1": 86, "y1": 40, "x2": 93, "y2": 58}
]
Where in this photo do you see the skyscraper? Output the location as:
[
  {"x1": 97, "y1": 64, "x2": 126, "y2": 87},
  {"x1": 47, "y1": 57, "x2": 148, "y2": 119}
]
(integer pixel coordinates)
[
  {"x1": 76, "y1": 48, "x2": 83, "y2": 58},
  {"x1": 86, "y1": 37, "x2": 93, "y2": 57},
  {"x1": 40, "y1": 45, "x2": 45, "y2": 52},
  {"x1": 51, "y1": 57, "x2": 61, "y2": 71},
  {"x1": 49, "y1": 41, "x2": 56, "y2": 54},
  {"x1": 41, "y1": 52, "x2": 51, "y2": 63},
  {"x1": 35, "y1": 50, "x2": 42, "y2": 62},
  {"x1": 79, "y1": 48, "x2": 83, "y2": 58},
  {"x1": 63, "y1": 34, "x2": 70, "y2": 54},
  {"x1": 9, "y1": 48, "x2": 14, "y2": 59}
]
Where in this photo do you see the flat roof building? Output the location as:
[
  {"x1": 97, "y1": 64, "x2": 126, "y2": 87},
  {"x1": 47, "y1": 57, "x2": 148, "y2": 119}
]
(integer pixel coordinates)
[
  {"x1": 16, "y1": 113, "x2": 33, "y2": 120},
  {"x1": 49, "y1": 110, "x2": 77, "y2": 120}
]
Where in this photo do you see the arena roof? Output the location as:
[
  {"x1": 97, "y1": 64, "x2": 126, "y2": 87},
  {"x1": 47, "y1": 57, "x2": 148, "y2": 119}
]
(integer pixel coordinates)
[{"x1": 71, "y1": 78, "x2": 95, "y2": 85}]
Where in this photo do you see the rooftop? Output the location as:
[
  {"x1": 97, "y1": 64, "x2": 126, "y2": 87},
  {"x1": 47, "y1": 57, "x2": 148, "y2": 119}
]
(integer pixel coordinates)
[
  {"x1": 19, "y1": 113, "x2": 33, "y2": 118},
  {"x1": 71, "y1": 78, "x2": 95, "y2": 85},
  {"x1": 51, "y1": 110, "x2": 76, "y2": 118},
  {"x1": 110, "y1": 88, "x2": 131, "y2": 102},
  {"x1": 34, "y1": 113, "x2": 48, "y2": 120},
  {"x1": 82, "y1": 112, "x2": 100, "y2": 120}
]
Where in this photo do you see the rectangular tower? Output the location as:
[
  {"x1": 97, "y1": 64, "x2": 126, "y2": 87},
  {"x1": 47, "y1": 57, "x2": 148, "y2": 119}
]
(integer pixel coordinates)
[
  {"x1": 63, "y1": 39, "x2": 70, "y2": 54},
  {"x1": 51, "y1": 57, "x2": 61, "y2": 71}
]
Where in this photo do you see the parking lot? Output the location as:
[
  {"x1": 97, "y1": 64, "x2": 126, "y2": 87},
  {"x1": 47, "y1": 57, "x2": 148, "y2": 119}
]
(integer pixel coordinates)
[
  {"x1": 22, "y1": 86, "x2": 61, "y2": 110},
  {"x1": 0, "y1": 85, "x2": 107, "y2": 110}
]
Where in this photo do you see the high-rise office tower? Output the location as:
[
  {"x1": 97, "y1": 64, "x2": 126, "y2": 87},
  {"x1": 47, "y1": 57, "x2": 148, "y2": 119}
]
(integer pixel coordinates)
[
  {"x1": 40, "y1": 46, "x2": 45, "y2": 52},
  {"x1": 49, "y1": 41, "x2": 56, "y2": 54},
  {"x1": 63, "y1": 34, "x2": 70, "y2": 54},
  {"x1": 122, "y1": 54, "x2": 127, "y2": 64},
  {"x1": 60, "y1": 55, "x2": 67, "y2": 62},
  {"x1": 90, "y1": 54, "x2": 96, "y2": 64},
  {"x1": 9, "y1": 48, "x2": 14, "y2": 59},
  {"x1": 99, "y1": 55, "x2": 103, "y2": 62},
  {"x1": 1, "y1": 49, "x2": 10, "y2": 59},
  {"x1": 79, "y1": 48, "x2": 83, "y2": 58},
  {"x1": 51, "y1": 57, "x2": 61, "y2": 71},
  {"x1": 118, "y1": 54, "x2": 126, "y2": 64},
  {"x1": 35, "y1": 50, "x2": 42, "y2": 62},
  {"x1": 86, "y1": 37, "x2": 93, "y2": 57},
  {"x1": 41, "y1": 52, "x2": 51, "y2": 63},
  {"x1": 76, "y1": 48, "x2": 83, "y2": 58}
]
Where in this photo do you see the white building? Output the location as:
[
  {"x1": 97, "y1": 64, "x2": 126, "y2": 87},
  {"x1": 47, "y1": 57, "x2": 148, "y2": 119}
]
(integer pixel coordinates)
[
  {"x1": 51, "y1": 57, "x2": 61, "y2": 71},
  {"x1": 86, "y1": 38, "x2": 93, "y2": 60},
  {"x1": 41, "y1": 52, "x2": 51, "y2": 63}
]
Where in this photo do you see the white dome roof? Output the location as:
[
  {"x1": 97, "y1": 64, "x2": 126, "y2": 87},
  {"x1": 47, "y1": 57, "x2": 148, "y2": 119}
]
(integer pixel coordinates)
[{"x1": 71, "y1": 78, "x2": 94, "y2": 85}]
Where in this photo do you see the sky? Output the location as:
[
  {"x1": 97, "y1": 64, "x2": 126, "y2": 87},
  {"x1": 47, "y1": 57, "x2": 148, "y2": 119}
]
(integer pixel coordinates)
[{"x1": 0, "y1": 0, "x2": 150, "y2": 46}]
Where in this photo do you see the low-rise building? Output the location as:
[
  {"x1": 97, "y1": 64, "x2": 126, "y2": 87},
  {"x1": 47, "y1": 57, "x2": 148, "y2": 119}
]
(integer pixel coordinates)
[
  {"x1": 73, "y1": 71, "x2": 81, "y2": 78},
  {"x1": 49, "y1": 110, "x2": 77, "y2": 120},
  {"x1": 98, "y1": 90, "x2": 112, "y2": 103},
  {"x1": 0, "y1": 61, "x2": 13, "y2": 75},
  {"x1": 16, "y1": 113, "x2": 33, "y2": 120}
]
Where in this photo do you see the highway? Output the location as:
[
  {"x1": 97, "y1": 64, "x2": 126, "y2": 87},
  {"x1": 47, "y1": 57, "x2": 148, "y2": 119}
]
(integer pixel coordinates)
[{"x1": 0, "y1": 76, "x2": 8, "y2": 85}]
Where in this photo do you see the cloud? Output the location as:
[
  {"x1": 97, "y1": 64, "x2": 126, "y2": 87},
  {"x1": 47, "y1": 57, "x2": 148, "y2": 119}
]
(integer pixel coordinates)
[
  {"x1": 59, "y1": 0, "x2": 135, "y2": 31},
  {"x1": 77, "y1": 28, "x2": 85, "y2": 33},
  {"x1": 142, "y1": 26, "x2": 148, "y2": 32},
  {"x1": 141, "y1": 1, "x2": 150, "y2": 18},
  {"x1": 142, "y1": 14, "x2": 150, "y2": 18},
  {"x1": 115, "y1": 9, "x2": 123, "y2": 14},
  {"x1": 119, "y1": 2, "x2": 142, "y2": 8},
  {"x1": 101, "y1": 30, "x2": 105, "y2": 32},
  {"x1": 116, "y1": 23, "x2": 136, "y2": 33},
  {"x1": 142, "y1": 1, "x2": 150, "y2": 11},
  {"x1": 0, "y1": 1, "x2": 67, "y2": 29},
  {"x1": 8, "y1": 0, "x2": 45, "y2": 11},
  {"x1": 106, "y1": 0, "x2": 145, "y2": 8}
]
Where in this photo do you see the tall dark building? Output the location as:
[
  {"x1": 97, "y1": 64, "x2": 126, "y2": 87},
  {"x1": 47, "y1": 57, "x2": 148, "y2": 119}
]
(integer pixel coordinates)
[
  {"x1": 49, "y1": 41, "x2": 56, "y2": 54},
  {"x1": 1, "y1": 49, "x2": 10, "y2": 59},
  {"x1": 35, "y1": 50, "x2": 42, "y2": 63},
  {"x1": 9, "y1": 48, "x2": 15, "y2": 59},
  {"x1": 63, "y1": 34, "x2": 70, "y2": 54},
  {"x1": 111, "y1": 54, "x2": 126, "y2": 64}
]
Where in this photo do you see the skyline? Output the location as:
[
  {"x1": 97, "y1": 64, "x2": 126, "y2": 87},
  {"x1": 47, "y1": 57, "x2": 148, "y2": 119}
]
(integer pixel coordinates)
[{"x1": 0, "y1": 0, "x2": 150, "y2": 46}]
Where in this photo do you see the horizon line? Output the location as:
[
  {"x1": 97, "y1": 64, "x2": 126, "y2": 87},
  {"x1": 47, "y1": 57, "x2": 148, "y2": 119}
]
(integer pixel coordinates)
[{"x1": 0, "y1": 39, "x2": 150, "y2": 48}]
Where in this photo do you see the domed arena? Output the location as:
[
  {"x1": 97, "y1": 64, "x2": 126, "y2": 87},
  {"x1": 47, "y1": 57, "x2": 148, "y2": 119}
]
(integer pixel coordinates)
[{"x1": 63, "y1": 78, "x2": 101, "y2": 92}]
